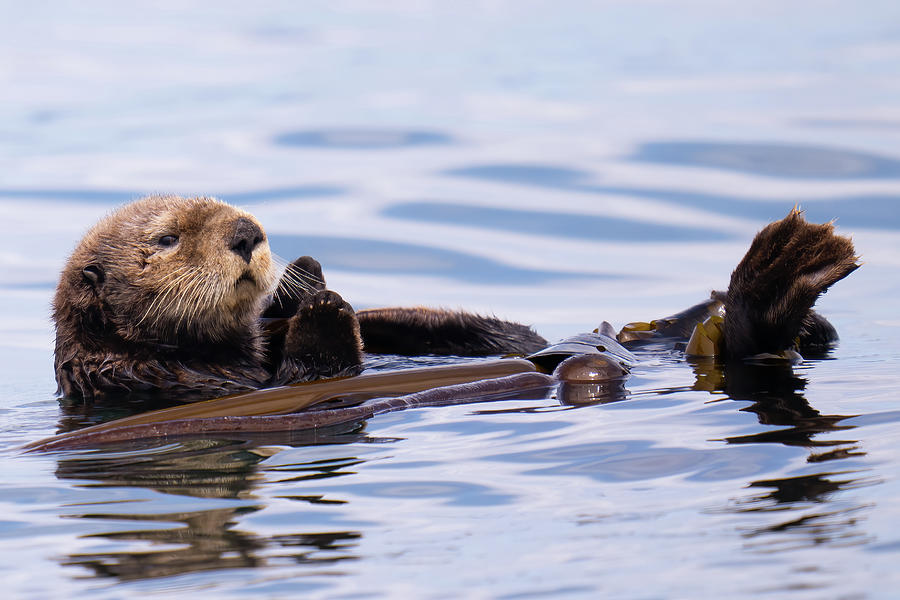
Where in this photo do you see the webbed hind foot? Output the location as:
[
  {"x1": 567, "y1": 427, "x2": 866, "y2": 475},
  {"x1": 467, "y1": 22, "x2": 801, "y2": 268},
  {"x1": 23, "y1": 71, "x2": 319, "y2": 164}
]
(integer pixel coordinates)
[{"x1": 724, "y1": 209, "x2": 859, "y2": 359}]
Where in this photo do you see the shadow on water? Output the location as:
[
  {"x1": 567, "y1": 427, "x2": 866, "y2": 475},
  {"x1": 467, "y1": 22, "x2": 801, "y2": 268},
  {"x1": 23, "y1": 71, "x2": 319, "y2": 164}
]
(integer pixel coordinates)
[{"x1": 446, "y1": 161, "x2": 900, "y2": 230}]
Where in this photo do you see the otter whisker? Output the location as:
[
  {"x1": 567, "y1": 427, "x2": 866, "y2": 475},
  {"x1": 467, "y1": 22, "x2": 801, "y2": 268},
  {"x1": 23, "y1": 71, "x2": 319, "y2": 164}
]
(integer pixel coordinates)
[
  {"x1": 286, "y1": 264, "x2": 325, "y2": 287},
  {"x1": 163, "y1": 269, "x2": 214, "y2": 334},
  {"x1": 270, "y1": 279, "x2": 317, "y2": 310},
  {"x1": 156, "y1": 278, "x2": 196, "y2": 333},
  {"x1": 275, "y1": 275, "x2": 318, "y2": 299},
  {"x1": 272, "y1": 254, "x2": 324, "y2": 290},
  {"x1": 137, "y1": 267, "x2": 197, "y2": 327},
  {"x1": 181, "y1": 274, "x2": 218, "y2": 333},
  {"x1": 147, "y1": 269, "x2": 198, "y2": 321},
  {"x1": 277, "y1": 270, "x2": 320, "y2": 298}
]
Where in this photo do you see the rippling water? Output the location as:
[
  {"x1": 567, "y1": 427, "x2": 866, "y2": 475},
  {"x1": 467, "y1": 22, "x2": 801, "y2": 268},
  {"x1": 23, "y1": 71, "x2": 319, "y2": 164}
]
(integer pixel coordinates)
[{"x1": 3, "y1": 2, "x2": 900, "y2": 598}]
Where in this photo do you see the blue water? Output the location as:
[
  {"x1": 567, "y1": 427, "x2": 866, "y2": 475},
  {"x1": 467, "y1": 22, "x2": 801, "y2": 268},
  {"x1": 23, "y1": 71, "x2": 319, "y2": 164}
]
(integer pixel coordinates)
[{"x1": 3, "y1": 1, "x2": 900, "y2": 598}]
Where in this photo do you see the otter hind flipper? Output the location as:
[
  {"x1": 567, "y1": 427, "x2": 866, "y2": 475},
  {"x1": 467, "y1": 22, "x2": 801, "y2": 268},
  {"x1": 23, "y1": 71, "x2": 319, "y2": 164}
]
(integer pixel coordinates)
[
  {"x1": 357, "y1": 307, "x2": 548, "y2": 356},
  {"x1": 724, "y1": 209, "x2": 859, "y2": 359}
]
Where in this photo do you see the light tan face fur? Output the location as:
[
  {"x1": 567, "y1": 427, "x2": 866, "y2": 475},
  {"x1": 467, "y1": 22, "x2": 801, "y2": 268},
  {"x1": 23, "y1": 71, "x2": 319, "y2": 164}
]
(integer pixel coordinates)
[{"x1": 65, "y1": 195, "x2": 277, "y2": 344}]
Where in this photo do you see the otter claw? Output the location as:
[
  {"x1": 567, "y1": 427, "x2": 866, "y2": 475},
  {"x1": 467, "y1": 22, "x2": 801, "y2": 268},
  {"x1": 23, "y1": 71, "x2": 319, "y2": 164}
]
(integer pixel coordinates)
[{"x1": 302, "y1": 290, "x2": 352, "y2": 313}]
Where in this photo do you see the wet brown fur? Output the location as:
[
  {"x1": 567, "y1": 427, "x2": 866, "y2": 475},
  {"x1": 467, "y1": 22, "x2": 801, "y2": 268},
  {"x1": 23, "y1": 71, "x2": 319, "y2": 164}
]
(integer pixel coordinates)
[
  {"x1": 54, "y1": 198, "x2": 858, "y2": 401},
  {"x1": 723, "y1": 209, "x2": 859, "y2": 358},
  {"x1": 356, "y1": 307, "x2": 547, "y2": 356},
  {"x1": 260, "y1": 250, "x2": 547, "y2": 357},
  {"x1": 54, "y1": 196, "x2": 364, "y2": 399}
]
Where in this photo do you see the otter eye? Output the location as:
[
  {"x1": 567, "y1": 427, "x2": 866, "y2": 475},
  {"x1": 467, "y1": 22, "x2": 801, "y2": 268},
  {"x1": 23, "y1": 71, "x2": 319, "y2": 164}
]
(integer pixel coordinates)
[{"x1": 158, "y1": 235, "x2": 179, "y2": 247}]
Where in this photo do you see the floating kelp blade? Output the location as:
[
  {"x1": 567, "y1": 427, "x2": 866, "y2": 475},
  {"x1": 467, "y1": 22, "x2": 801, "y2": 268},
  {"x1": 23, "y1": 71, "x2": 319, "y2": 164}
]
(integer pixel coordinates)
[
  {"x1": 24, "y1": 359, "x2": 538, "y2": 452},
  {"x1": 618, "y1": 297, "x2": 724, "y2": 343},
  {"x1": 685, "y1": 315, "x2": 725, "y2": 357},
  {"x1": 26, "y1": 371, "x2": 554, "y2": 452}
]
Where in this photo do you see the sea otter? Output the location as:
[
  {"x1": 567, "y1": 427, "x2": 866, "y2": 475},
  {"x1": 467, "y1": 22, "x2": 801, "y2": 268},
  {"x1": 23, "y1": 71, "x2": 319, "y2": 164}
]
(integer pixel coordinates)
[
  {"x1": 53, "y1": 196, "x2": 858, "y2": 401},
  {"x1": 53, "y1": 195, "x2": 546, "y2": 400}
]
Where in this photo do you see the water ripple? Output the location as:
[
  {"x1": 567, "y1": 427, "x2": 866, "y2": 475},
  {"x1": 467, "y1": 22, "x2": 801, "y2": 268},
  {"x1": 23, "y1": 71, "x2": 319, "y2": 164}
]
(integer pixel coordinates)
[
  {"x1": 446, "y1": 164, "x2": 588, "y2": 188},
  {"x1": 489, "y1": 440, "x2": 779, "y2": 482},
  {"x1": 631, "y1": 140, "x2": 900, "y2": 179},
  {"x1": 447, "y1": 161, "x2": 900, "y2": 228},
  {"x1": 274, "y1": 128, "x2": 453, "y2": 149},
  {"x1": 383, "y1": 201, "x2": 733, "y2": 241},
  {"x1": 591, "y1": 187, "x2": 900, "y2": 230},
  {"x1": 0, "y1": 185, "x2": 345, "y2": 204},
  {"x1": 268, "y1": 233, "x2": 612, "y2": 284},
  {"x1": 321, "y1": 480, "x2": 514, "y2": 507}
]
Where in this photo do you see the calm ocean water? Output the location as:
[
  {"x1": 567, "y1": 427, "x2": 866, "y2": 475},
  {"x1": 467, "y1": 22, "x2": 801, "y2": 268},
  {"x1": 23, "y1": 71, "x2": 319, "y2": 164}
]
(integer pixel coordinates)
[{"x1": 3, "y1": 2, "x2": 900, "y2": 598}]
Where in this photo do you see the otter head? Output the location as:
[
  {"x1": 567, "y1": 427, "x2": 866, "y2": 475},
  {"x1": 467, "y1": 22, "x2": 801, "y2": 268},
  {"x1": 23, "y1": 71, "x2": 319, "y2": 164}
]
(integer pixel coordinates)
[{"x1": 54, "y1": 195, "x2": 277, "y2": 349}]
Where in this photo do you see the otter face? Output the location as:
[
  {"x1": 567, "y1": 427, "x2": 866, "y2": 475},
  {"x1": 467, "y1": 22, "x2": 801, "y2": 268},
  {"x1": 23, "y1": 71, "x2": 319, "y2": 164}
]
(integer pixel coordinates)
[{"x1": 57, "y1": 196, "x2": 278, "y2": 345}]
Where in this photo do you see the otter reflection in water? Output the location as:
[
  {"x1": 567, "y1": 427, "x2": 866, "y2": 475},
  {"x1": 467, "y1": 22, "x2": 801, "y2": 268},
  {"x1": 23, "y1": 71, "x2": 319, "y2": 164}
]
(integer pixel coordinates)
[
  {"x1": 55, "y1": 439, "x2": 366, "y2": 582},
  {"x1": 679, "y1": 352, "x2": 873, "y2": 554},
  {"x1": 50, "y1": 355, "x2": 868, "y2": 583}
]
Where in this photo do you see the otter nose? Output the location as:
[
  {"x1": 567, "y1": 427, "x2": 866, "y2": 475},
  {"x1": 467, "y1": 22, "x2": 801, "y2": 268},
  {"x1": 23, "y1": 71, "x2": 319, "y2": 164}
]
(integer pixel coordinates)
[{"x1": 229, "y1": 218, "x2": 265, "y2": 263}]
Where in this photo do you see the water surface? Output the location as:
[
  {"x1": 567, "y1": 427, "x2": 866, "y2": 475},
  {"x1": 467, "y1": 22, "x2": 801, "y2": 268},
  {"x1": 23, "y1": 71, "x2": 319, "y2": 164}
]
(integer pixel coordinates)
[{"x1": 2, "y1": 2, "x2": 900, "y2": 598}]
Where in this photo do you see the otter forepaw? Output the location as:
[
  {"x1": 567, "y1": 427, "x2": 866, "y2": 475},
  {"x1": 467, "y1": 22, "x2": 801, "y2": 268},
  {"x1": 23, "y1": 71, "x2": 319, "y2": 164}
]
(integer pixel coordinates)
[
  {"x1": 724, "y1": 209, "x2": 859, "y2": 358},
  {"x1": 296, "y1": 290, "x2": 357, "y2": 332},
  {"x1": 279, "y1": 289, "x2": 363, "y2": 380},
  {"x1": 264, "y1": 256, "x2": 327, "y2": 318}
]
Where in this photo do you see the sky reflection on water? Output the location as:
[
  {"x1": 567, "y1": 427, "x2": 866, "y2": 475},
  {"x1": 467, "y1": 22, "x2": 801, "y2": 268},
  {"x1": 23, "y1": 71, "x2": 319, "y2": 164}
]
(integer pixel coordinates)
[
  {"x1": 268, "y1": 233, "x2": 609, "y2": 285},
  {"x1": 2, "y1": 1, "x2": 900, "y2": 599},
  {"x1": 382, "y1": 201, "x2": 734, "y2": 242}
]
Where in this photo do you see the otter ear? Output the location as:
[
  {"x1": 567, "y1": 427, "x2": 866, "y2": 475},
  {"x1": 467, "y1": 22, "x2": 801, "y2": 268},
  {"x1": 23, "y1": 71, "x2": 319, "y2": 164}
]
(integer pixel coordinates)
[{"x1": 82, "y1": 264, "x2": 105, "y2": 288}]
